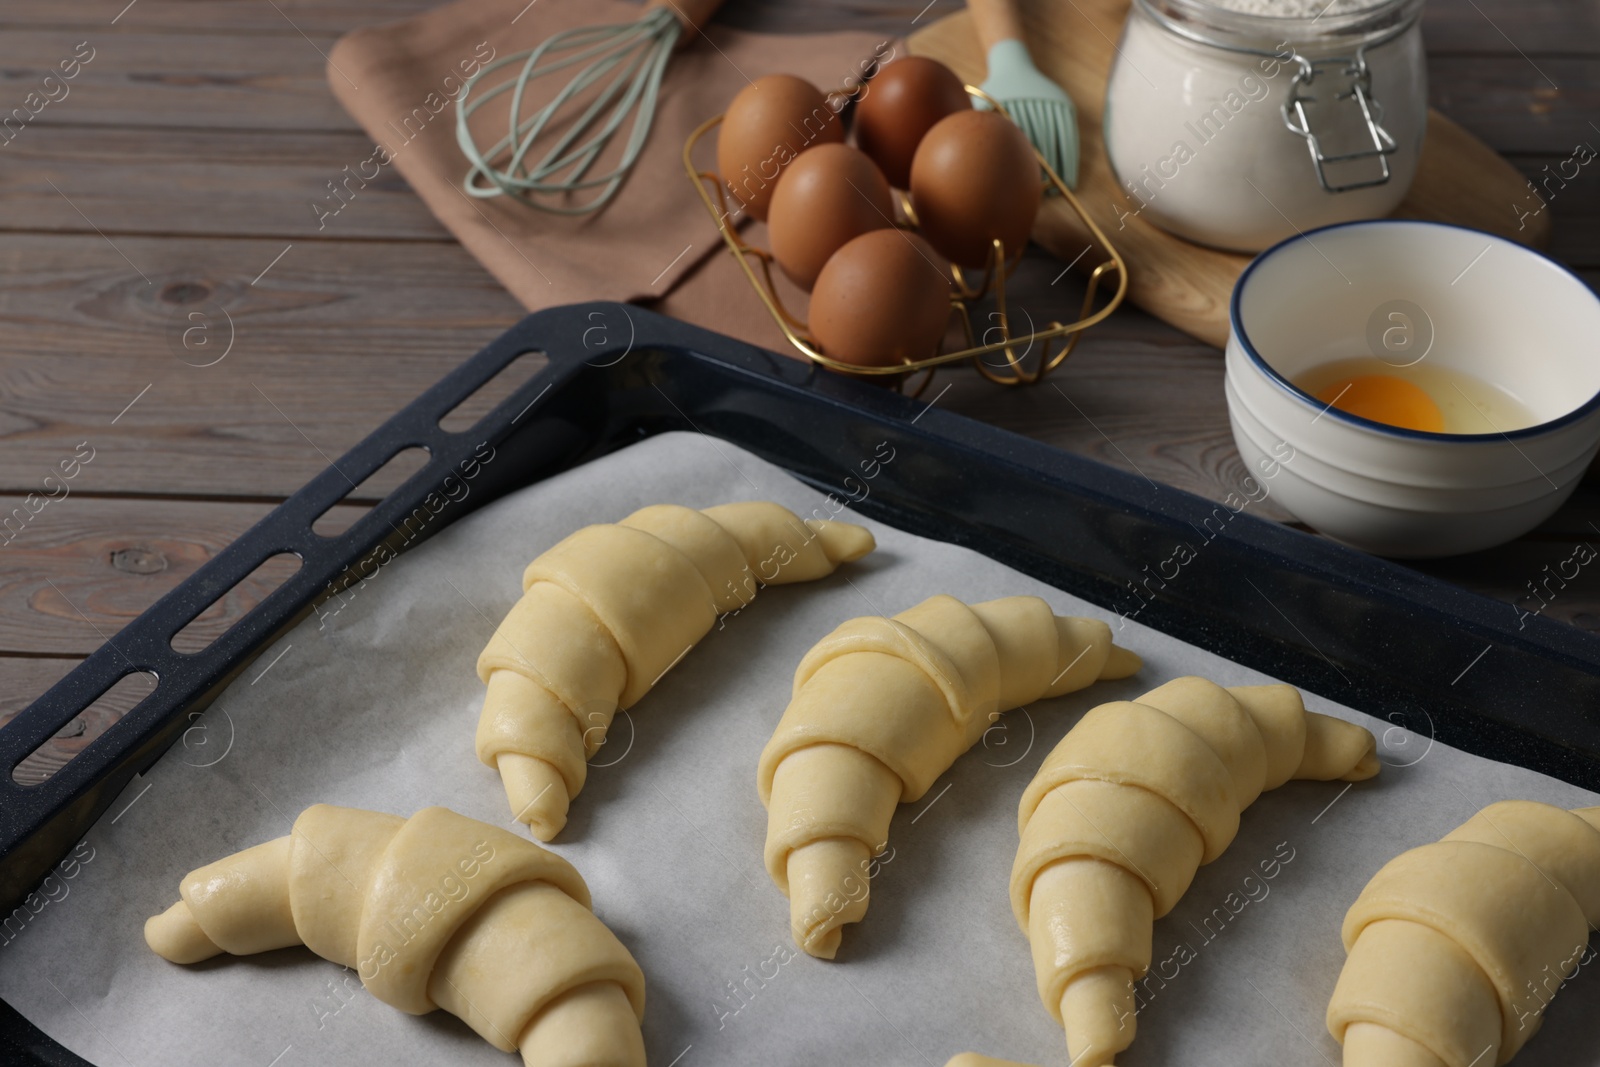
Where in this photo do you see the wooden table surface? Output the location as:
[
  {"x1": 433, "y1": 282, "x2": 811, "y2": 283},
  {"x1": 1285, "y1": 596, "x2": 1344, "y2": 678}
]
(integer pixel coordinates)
[{"x1": 1, "y1": 0, "x2": 1596, "y2": 780}]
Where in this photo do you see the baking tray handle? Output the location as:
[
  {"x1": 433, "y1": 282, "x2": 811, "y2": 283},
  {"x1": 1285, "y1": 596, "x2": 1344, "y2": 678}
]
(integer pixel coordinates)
[{"x1": 0, "y1": 303, "x2": 647, "y2": 912}]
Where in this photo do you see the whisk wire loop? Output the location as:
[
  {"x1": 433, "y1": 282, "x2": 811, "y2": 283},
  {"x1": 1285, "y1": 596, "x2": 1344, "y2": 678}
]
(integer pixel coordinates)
[{"x1": 457, "y1": 5, "x2": 682, "y2": 214}]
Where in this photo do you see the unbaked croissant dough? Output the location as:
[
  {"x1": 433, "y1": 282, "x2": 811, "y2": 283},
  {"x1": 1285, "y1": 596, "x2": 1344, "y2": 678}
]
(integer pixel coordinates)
[
  {"x1": 1328, "y1": 800, "x2": 1600, "y2": 1067},
  {"x1": 758, "y1": 593, "x2": 1141, "y2": 959},
  {"x1": 478, "y1": 501, "x2": 874, "y2": 840},
  {"x1": 944, "y1": 1056, "x2": 1040, "y2": 1067},
  {"x1": 145, "y1": 804, "x2": 647, "y2": 1067},
  {"x1": 1012, "y1": 676, "x2": 1379, "y2": 1066}
]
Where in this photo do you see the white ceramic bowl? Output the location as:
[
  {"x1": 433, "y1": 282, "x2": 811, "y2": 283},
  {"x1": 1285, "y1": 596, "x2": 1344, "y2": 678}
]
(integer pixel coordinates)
[{"x1": 1225, "y1": 220, "x2": 1600, "y2": 558}]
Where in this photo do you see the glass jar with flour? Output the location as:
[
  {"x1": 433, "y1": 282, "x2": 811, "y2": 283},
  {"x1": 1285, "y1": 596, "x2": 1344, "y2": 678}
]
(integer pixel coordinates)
[{"x1": 1103, "y1": 0, "x2": 1426, "y2": 252}]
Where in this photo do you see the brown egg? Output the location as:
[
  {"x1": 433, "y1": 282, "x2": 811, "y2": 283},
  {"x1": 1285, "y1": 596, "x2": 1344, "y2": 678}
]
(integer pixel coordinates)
[
  {"x1": 910, "y1": 109, "x2": 1042, "y2": 268},
  {"x1": 767, "y1": 144, "x2": 895, "y2": 291},
  {"x1": 717, "y1": 74, "x2": 844, "y2": 222},
  {"x1": 810, "y1": 229, "x2": 951, "y2": 368},
  {"x1": 855, "y1": 56, "x2": 971, "y2": 188}
]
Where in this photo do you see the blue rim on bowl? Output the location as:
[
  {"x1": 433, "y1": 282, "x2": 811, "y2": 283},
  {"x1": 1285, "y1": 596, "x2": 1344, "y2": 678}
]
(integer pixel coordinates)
[{"x1": 1229, "y1": 218, "x2": 1600, "y2": 443}]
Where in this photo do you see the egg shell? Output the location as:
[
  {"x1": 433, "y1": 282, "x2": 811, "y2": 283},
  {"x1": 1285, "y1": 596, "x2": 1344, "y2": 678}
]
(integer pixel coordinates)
[
  {"x1": 767, "y1": 144, "x2": 896, "y2": 291},
  {"x1": 717, "y1": 74, "x2": 843, "y2": 222},
  {"x1": 910, "y1": 109, "x2": 1042, "y2": 268},
  {"x1": 855, "y1": 56, "x2": 972, "y2": 189},
  {"x1": 809, "y1": 229, "x2": 951, "y2": 368}
]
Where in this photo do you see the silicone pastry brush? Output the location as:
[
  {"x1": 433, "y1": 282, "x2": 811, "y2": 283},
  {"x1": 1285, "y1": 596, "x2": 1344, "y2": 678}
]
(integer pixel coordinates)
[
  {"x1": 968, "y1": 0, "x2": 1080, "y2": 188},
  {"x1": 457, "y1": 0, "x2": 725, "y2": 215}
]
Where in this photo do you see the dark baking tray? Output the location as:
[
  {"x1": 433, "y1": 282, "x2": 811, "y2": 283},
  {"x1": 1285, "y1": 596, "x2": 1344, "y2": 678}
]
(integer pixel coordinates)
[{"x1": 3, "y1": 302, "x2": 1599, "y2": 1063}]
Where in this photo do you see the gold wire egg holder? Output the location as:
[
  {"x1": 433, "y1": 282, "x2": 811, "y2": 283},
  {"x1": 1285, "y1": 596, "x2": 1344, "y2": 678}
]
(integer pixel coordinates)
[{"x1": 682, "y1": 87, "x2": 1128, "y2": 390}]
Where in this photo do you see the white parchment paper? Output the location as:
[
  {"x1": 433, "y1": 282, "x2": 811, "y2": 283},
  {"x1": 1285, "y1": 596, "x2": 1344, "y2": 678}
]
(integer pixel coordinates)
[{"x1": 2, "y1": 431, "x2": 1597, "y2": 1067}]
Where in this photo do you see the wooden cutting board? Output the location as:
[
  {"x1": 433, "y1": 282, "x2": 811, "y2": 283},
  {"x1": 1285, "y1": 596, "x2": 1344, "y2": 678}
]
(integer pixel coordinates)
[{"x1": 908, "y1": 0, "x2": 1549, "y2": 348}]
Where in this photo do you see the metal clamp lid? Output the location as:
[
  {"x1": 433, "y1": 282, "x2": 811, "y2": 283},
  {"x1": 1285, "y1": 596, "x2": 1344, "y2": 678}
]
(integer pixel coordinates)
[
  {"x1": 1280, "y1": 46, "x2": 1399, "y2": 192},
  {"x1": 1131, "y1": 0, "x2": 1418, "y2": 194}
]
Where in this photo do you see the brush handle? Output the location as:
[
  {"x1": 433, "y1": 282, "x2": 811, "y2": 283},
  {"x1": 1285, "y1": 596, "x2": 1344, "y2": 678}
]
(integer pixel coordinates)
[
  {"x1": 968, "y1": 0, "x2": 1027, "y2": 49},
  {"x1": 650, "y1": 0, "x2": 725, "y2": 39}
]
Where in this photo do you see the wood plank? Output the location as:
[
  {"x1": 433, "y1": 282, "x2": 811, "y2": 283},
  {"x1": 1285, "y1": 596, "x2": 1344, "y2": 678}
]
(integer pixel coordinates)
[
  {"x1": 0, "y1": 432, "x2": 1590, "y2": 671},
  {"x1": 940, "y1": 353, "x2": 1299, "y2": 526},
  {"x1": 10, "y1": 131, "x2": 1588, "y2": 264},
  {"x1": 4, "y1": 0, "x2": 1596, "y2": 57},
  {"x1": 0, "y1": 127, "x2": 449, "y2": 241},
  {"x1": 0, "y1": 0, "x2": 916, "y2": 37},
  {"x1": 0, "y1": 234, "x2": 528, "y2": 497},
  {"x1": 0, "y1": 0, "x2": 435, "y2": 34},
  {"x1": 1431, "y1": 57, "x2": 1600, "y2": 154},
  {"x1": 0, "y1": 495, "x2": 364, "y2": 659},
  {"x1": 0, "y1": 235, "x2": 1188, "y2": 497},
  {"x1": 1513, "y1": 155, "x2": 1600, "y2": 267},
  {"x1": 4, "y1": 0, "x2": 1593, "y2": 55},
  {"x1": 0, "y1": 19, "x2": 1584, "y2": 156},
  {"x1": 0, "y1": 228, "x2": 1588, "y2": 510},
  {"x1": 715, "y1": 0, "x2": 1600, "y2": 54},
  {"x1": 1422, "y1": 0, "x2": 1600, "y2": 56},
  {"x1": 0, "y1": 28, "x2": 353, "y2": 131}
]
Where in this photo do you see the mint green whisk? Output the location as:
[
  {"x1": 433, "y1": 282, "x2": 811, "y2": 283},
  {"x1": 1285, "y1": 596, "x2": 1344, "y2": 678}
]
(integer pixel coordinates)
[{"x1": 457, "y1": 0, "x2": 723, "y2": 216}]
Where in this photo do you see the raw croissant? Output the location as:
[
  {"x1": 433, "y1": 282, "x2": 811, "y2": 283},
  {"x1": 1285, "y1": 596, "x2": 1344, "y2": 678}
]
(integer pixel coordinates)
[
  {"x1": 478, "y1": 501, "x2": 874, "y2": 840},
  {"x1": 758, "y1": 593, "x2": 1141, "y2": 959},
  {"x1": 145, "y1": 804, "x2": 647, "y2": 1067},
  {"x1": 1328, "y1": 800, "x2": 1600, "y2": 1067},
  {"x1": 944, "y1": 1056, "x2": 1039, "y2": 1067},
  {"x1": 1012, "y1": 676, "x2": 1379, "y2": 1066}
]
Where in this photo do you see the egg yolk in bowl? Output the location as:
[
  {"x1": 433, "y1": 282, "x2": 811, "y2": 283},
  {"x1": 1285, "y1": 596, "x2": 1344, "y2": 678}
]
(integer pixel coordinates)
[{"x1": 1295, "y1": 357, "x2": 1536, "y2": 435}]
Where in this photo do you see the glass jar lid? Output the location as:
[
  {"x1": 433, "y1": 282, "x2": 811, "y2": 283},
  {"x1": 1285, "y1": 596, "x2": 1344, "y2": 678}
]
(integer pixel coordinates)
[{"x1": 1136, "y1": 0, "x2": 1424, "y2": 55}]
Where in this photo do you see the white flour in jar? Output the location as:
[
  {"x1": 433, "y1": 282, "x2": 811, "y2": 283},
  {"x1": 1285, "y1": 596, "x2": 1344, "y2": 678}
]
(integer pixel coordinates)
[
  {"x1": 1101, "y1": 1, "x2": 1426, "y2": 251},
  {"x1": 1203, "y1": 0, "x2": 1388, "y2": 14}
]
